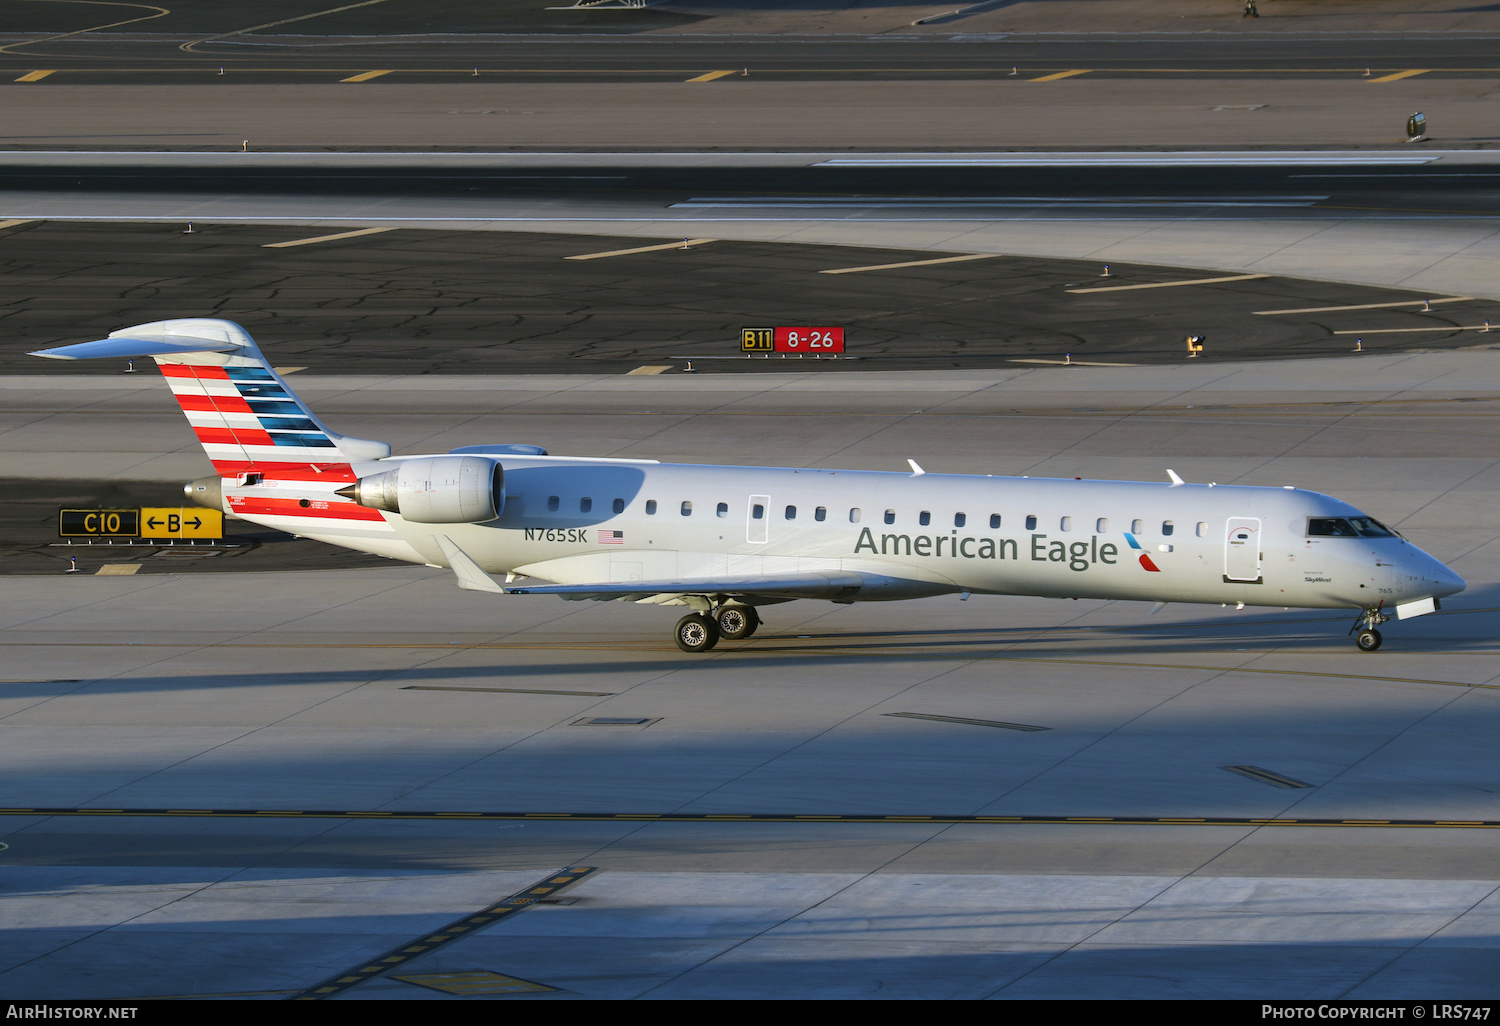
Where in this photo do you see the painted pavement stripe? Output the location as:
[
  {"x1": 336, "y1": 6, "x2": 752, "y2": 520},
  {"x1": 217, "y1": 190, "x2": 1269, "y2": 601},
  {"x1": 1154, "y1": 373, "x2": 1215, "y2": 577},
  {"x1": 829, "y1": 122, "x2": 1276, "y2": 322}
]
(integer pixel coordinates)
[
  {"x1": 1068, "y1": 274, "x2": 1268, "y2": 294},
  {"x1": 262, "y1": 227, "x2": 397, "y2": 248}
]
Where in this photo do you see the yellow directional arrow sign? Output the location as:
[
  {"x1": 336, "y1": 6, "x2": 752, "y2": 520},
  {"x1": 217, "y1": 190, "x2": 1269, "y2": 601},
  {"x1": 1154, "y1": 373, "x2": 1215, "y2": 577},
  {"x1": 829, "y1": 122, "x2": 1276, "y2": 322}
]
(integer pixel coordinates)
[{"x1": 139, "y1": 507, "x2": 223, "y2": 540}]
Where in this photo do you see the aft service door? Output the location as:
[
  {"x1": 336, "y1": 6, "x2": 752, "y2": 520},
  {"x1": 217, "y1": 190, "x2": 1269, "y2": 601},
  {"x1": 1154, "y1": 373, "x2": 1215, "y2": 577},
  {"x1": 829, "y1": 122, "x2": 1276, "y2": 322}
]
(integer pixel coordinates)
[
  {"x1": 1224, "y1": 517, "x2": 1263, "y2": 583},
  {"x1": 746, "y1": 494, "x2": 770, "y2": 544}
]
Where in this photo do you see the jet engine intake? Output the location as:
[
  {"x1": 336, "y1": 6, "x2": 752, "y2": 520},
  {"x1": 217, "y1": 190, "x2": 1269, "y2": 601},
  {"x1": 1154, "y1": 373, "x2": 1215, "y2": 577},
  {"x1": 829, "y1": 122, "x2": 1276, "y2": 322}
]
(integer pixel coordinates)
[{"x1": 338, "y1": 455, "x2": 502, "y2": 523}]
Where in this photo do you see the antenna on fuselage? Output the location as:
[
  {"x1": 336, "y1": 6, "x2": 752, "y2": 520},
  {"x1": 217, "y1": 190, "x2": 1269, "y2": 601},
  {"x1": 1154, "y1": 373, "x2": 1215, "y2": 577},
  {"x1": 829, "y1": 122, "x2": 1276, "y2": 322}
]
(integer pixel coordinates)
[
  {"x1": 908, "y1": 459, "x2": 927, "y2": 476},
  {"x1": 1166, "y1": 469, "x2": 1185, "y2": 486}
]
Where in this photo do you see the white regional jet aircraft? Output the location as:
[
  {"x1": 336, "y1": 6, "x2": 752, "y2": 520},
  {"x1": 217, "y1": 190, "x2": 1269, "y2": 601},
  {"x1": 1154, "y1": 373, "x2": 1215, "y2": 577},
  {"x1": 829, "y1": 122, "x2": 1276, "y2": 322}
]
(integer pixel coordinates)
[{"x1": 35, "y1": 319, "x2": 1465, "y2": 653}]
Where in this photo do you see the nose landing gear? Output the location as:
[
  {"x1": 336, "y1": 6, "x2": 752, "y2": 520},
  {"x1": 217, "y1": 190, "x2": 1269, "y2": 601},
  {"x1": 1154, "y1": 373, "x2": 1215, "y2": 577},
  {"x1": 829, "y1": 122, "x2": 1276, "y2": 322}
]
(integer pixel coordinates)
[{"x1": 1350, "y1": 602, "x2": 1389, "y2": 652}]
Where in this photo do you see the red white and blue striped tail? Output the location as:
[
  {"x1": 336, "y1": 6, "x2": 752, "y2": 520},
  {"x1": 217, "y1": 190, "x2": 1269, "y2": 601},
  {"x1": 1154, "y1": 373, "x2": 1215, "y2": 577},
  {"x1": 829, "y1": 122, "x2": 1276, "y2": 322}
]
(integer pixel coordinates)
[{"x1": 30, "y1": 318, "x2": 390, "y2": 476}]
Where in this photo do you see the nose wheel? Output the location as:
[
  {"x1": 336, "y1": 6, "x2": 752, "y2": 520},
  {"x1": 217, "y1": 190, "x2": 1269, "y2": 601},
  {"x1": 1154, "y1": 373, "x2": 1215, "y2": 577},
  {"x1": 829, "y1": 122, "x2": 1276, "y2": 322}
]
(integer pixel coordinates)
[{"x1": 1350, "y1": 602, "x2": 1389, "y2": 652}]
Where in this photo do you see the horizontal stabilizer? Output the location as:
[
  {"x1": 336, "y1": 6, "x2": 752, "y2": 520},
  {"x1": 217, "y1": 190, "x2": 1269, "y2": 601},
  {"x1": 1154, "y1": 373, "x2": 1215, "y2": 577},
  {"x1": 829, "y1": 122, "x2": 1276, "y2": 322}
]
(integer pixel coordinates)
[{"x1": 30, "y1": 336, "x2": 240, "y2": 361}]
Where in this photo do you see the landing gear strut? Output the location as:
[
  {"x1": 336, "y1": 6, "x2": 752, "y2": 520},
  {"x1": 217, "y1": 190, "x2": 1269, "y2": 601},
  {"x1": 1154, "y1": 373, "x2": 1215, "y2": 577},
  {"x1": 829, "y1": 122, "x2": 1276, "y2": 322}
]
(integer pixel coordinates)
[{"x1": 1350, "y1": 602, "x2": 1389, "y2": 652}]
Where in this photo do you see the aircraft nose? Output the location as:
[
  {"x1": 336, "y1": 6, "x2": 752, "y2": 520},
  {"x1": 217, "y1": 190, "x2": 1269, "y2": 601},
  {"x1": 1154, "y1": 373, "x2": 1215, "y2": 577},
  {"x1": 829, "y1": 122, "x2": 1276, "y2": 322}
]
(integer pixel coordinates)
[
  {"x1": 1432, "y1": 562, "x2": 1466, "y2": 598},
  {"x1": 1412, "y1": 550, "x2": 1465, "y2": 598}
]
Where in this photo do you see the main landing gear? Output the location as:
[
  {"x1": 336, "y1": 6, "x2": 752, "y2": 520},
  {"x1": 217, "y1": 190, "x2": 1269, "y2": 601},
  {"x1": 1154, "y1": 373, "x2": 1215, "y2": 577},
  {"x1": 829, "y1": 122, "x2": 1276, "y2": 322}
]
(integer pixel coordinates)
[
  {"x1": 674, "y1": 604, "x2": 761, "y2": 652},
  {"x1": 1351, "y1": 603, "x2": 1390, "y2": 652}
]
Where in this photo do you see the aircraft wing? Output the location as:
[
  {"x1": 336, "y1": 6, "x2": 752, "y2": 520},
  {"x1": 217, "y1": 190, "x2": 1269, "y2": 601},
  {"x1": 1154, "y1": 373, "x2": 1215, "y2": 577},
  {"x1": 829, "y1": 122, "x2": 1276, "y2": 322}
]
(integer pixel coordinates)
[
  {"x1": 435, "y1": 536, "x2": 949, "y2": 604},
  {"x1": 506, "y1": 571, "x2": 867, "y2": 603}
]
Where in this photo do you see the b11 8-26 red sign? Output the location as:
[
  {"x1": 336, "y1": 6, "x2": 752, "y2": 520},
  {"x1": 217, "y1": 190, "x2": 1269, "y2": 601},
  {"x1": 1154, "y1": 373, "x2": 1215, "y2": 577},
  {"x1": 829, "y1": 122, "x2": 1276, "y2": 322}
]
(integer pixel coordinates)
[{"x1": 773, "y1": 327, "x2": 843, "y2": 353}]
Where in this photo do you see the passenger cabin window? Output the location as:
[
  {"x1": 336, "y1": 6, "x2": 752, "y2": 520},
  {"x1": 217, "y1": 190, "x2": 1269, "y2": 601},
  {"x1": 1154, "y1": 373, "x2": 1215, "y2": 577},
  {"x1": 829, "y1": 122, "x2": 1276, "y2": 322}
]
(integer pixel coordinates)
[
  {"x1": 1131, "y1": 519, "x2": 1143, "y2": 535},
  {"x1": 1097, "y1": 518, "x2": 1108, "y2": 533},
  {"x1": 1196, "y1": 522, "x2": 1207, "y2": 538},
  {"x1": 645, "y1": 500, "x2": 657, "y2": 515},
  {"x1": 716, "y1": 502, "x2": 728, "y2": 518},
  {"x1": 753, "y1": 504, "x2": 765, "y2": 520},
  {"x1": 849, "y1": 508, "x2": 861, "y2": 523},
  {"x1": 547, "y1": 495, "x2": 560, "y2": 512},
  {"x1": 815, "y1": 507, "x2": 827, "y2": 522},
  {"x1": 884, "y1": 510, "x2": 896, "y2": 525},
  {"x1": 613, "y1": 498, "x2": 625, "y2": 514},
  {"x1": 681, "y1": 501, "x2": 693, "y2": 516},
  {"x1": 580, "y1": 497, "x2": 592, "y2": 513},
  {"x1": 1060, "y1": 516, "x2": 1073, "y2": 532},
  {"x1": 785, "y1": 505, "x2": 797, "y2": 520},
  {"x1": 954, "y1": 513, "x2": 966, "y2": 528},
  {"x1": 919, "y1": 511, "x2": 931, "y2": 527},
  {"x1": 989, "y1": 514, "x2": 1001, "y2": 529},
  {"x1": 1025, "y1": 515, "x2": 1037, "y2": 530},
  {"x1": 1162, "y1": 521, "x2": 1174, "y2": 536}
]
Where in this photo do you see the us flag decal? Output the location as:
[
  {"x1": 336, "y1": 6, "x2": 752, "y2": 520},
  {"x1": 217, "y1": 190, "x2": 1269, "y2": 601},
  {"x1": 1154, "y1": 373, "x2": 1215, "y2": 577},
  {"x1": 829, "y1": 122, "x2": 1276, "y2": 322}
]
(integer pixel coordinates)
[{"x1": 600, "y1": 530, "x2": 624, "y2": 544}]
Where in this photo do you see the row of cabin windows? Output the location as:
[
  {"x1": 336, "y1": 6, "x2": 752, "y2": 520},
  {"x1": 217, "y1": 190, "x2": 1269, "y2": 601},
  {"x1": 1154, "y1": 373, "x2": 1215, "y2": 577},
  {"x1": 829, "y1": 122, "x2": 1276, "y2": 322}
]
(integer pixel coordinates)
[{"x1": 544, "y1": 495, "x2": 1203, "y2": 536}]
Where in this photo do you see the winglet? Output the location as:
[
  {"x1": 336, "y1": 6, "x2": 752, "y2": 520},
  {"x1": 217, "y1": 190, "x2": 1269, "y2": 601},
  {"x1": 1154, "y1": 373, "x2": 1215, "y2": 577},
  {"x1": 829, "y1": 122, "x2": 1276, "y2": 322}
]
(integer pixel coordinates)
[
  {"x1": 908, "y1": 459, "x2": 926, "y2": 476},
  {"x1": 435, "y1": 535, "x2": 505, "y2": 594},
  {"x1": 1166, "y1": 469, "x2": 1185, "y2": 487}
]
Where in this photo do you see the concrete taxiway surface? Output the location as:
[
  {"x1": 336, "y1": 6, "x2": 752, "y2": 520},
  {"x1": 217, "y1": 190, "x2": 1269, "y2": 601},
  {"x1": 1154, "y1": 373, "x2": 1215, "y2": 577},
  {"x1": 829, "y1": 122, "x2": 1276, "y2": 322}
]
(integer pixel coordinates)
[{"x1": 3, "y1": 352, "x2": 1499, "y2": 998}]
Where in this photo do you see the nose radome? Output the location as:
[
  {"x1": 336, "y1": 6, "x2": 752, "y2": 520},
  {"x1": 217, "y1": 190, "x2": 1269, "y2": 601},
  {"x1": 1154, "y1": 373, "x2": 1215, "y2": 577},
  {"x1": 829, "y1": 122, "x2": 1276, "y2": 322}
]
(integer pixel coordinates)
[
  {"x1": 1433, "y1": 563, "x2": 1466, "y2": 598},
  {"x1": 1414, "y1": 550, "x2": 1466, "y2": 598}
]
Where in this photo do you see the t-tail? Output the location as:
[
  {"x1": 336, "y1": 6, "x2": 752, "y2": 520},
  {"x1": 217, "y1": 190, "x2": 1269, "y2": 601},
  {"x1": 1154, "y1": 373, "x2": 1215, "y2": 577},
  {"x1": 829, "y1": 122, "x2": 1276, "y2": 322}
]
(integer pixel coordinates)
[
  {"x1": 31, "y1": 319, "x2": 391, "y2": 476},
  {"x1": 30, "y1": 318, "x2": 401, "y2": 538}
]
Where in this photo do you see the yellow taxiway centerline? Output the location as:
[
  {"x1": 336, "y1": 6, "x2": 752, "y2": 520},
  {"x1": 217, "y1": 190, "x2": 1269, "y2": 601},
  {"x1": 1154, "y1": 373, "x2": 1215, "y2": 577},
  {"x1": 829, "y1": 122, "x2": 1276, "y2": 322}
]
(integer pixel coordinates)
[
  {"x1": 821, "y1": 253, "x2": 997, "y2": 275},
  {"x1": 262, "y1": 227, "x2": 397, "y2": 249},
  {"x1": 1068, "y1": 274, "x2": 1268, "y2": 294},
  {"x1": 1333, "y1": 325, "x2": 1495, "y2": 334},
  {"x1": 1255, "y1": 297, "x2": 1474, "y2": 315},
  {"x1": 566, "y1": 238, "x2": 716, "y2": 260}
]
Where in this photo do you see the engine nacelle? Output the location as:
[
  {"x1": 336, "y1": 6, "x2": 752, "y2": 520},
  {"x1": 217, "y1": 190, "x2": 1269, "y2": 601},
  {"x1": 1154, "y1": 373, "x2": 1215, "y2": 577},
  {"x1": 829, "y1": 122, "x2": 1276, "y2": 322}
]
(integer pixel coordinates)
[{"x1": 338, "y1": 456, "x2": 502, "y2": 524}]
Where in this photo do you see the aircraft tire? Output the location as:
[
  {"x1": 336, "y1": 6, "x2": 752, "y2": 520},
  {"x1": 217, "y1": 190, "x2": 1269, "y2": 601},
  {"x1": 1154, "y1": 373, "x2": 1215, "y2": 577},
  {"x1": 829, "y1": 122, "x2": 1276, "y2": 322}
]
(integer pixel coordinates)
[
  {"x1": 716, "y1": 605, "x2": 760, "y2": 640},
  {"x1": 1356, "y1": 628, "x2": 1383, "y2": 652},
  {"x1": 675, "y1": 613, "x2": 720, "y2": 652}
]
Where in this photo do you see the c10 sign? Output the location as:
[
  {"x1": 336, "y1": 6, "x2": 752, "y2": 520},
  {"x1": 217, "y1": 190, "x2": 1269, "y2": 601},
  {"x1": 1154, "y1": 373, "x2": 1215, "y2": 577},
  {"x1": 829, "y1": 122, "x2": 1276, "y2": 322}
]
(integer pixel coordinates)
[{"x1": 741, "y1": 327, "x2": 844, "y2": 353}]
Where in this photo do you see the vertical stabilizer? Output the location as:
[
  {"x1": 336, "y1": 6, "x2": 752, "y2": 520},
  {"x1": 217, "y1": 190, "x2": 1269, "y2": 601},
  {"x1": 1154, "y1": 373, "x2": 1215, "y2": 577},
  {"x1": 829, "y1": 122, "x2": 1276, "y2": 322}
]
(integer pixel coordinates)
[{"x1": 31, "y1": 319, "x2": 390, "y2": 474}]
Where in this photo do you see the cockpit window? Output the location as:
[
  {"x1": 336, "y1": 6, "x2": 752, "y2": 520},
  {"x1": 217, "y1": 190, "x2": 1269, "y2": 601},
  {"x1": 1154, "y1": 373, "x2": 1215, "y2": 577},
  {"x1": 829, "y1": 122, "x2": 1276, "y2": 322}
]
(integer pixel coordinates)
[
  {"x1": 1349, "y1": 517, "x2": 1396, "y2": 537},
  {"x1": 1308, "y1": 517, "x2": 1397, "y2": 538}
]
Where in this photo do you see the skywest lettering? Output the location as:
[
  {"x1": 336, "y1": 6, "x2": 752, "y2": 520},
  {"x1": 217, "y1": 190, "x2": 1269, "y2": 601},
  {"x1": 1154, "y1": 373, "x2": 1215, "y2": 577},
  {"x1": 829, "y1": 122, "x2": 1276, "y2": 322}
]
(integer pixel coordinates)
[{"x1": 855, "y1": 529, "x2": 1118, "y2": 572}]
